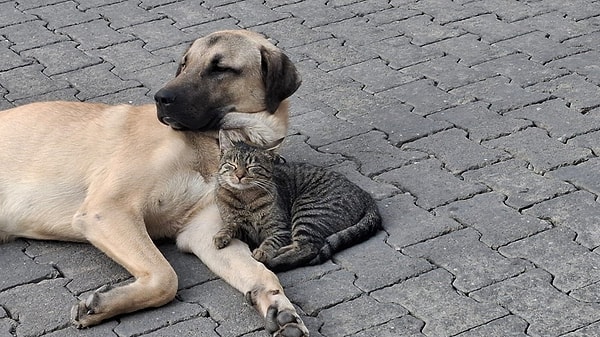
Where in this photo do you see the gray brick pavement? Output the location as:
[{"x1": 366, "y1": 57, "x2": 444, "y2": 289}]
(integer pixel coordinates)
[{"x1": 2, "y1": 1, "x2": 600, "y2": 336}]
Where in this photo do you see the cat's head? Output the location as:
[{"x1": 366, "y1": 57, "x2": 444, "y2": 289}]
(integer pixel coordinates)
[{"x1": 217, "y1": 132, "x2": 284, "y2": 190}]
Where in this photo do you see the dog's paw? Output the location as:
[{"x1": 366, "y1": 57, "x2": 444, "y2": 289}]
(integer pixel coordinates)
[
  {"x1": 71, "y1": 285, "x2": 112, "y2": 328},
  {"x1": 265, "y1": 305, "x2": 309, "y2": 337},
  {"x1": 213, "y1": 231, "x2": 231, "y2": 249}
]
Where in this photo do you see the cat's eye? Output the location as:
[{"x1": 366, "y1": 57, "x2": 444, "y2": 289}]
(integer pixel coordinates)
[
  {"x1": 247, "y1": 165, "x2": 266, "y2": 174},
  {"x1": 221, "y1": 163, "x2": 236, "y2": 171}
]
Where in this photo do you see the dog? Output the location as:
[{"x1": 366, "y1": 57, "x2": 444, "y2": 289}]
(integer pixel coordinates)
[{"x1": 0, "y1": 30, "x2": 308, "y2": 337}]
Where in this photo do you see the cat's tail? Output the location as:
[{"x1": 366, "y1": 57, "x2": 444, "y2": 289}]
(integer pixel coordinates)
[{"x1": 310, "y1": 199, "x2": 382, "y2": 265}]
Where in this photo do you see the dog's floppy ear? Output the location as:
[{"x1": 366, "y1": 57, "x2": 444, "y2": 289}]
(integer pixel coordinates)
[
  {"x1": 175, "y1": 43, "x2": 194, "y2": 76},
  {"x1": 261, "y1": 47, "x2": 302, "y2": 113}
]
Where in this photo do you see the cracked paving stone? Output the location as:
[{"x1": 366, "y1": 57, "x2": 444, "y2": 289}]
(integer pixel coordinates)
[
  {"x1": 449, "y1": 75, "x2": 550, "y2": 113},
  {"x1": 403, "y1": 55, "x2": 494, "y2": 91},
  {"x1": 376, "y1": 158, "x2": 487, "y2": 210},
  {"x1": 500, "y1": 227, "x2": 600, "y2": 292},
  {"x1": 403, "y1": 228, "x2": 529, "y2": 292},
  {"x1": 40, "y1": 321, "x2": 118, "y2": 337},
  {"x1": 137, "y1": 318, "x2": 218, "y2": 337},
  {"x1": 379, "y1": 79, "x2": 469, "y2": 116},
  {"x1": 333, "y1": 232, "x2": 434, "y2": 292},
  {"x1": 291, "y1": 109, "x2": 373, "y2": 147},
  {"x1": 280, "y1": 134, "x2": 345, "y2": 168},
  {"x1": 471, "y1": 269, "x2": 600, "y2": 337},
  {"x1": 380, "y1": 193, "x2": 462, "y2": 249},
  {"x1": 319, "y1": 130, "x2": 428, "y2": 177},
  {"x1": 178, "y1": 279, "x2": 263, "y2": 337},
  {"x1": 529, "y1": 74, "x2": 600, "y2": 112},
  {"x1": 0, "y1": 240, "x2": 58, "y2": 291},
  {"x1": 436, "y1": 192, "x2": 550, "y2": 249},
  {"x1": 561, "y1": 321, "x2": 600, "y2": 337},
  {"x1": 318, "y1": 295, "x2": 408, "y2": 337},
  {"x1": 32, "y1": 241, "x2": 130, "y2": 294},
  {"x1": 463, "y1": 159, "x2": 575, "y2": 209},
  {"x1": 353, "y1": 315, "x2": 426, "y2": 337},
  {"x1": 284, "y1": 270, "x2": 363, "y2": 316},
  {"x1": 402, "y1": 128, "x2": 510, "y2": 174},
  {"x1": 506, "y1": 99, "x2": 600, "y2": 141},
  {"x1": 372, "y1": 268, "x2": 508, "y2": 337},
  {"x1": 523, "y1": 190, "x2": 600, "y2": 249},
  {"x1": 0, "y1": 278, "x2": 75, "y2": 337},
  {"x1": 114, "y1": 300, "x2": 207, "y2": 337},
  {"x1": 428, "y1": 101, "x2": 532, "y2": 143},
  {"x1": 454, "y1": 315, "x2": 529, "y2": 337}
]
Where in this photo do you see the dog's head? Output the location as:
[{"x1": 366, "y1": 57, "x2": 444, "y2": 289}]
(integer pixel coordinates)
[{"x1": 154, "y1": 30, "x2": 301, "y2": 132}]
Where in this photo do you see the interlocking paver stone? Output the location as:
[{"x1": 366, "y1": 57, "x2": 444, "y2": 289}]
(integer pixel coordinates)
[
  {"x1": 529, "y1": 73, "x2": 600, "y2": 111},
  {"x1": 403, "y1": 228, "x2": 528, "y2": 292},
  {"x1": 506, "y1": 99, "x2": 600, "y2": 141},
  {"x1": 0, "y1": 20, "x2": 68, "y2": 52},
  {"x1": 463, "y1": 159, "x2": 576, "y2": 209},
  {"x1": 0, "y1": 279, "x2": 74, "y2": 337},
  {"x1": 436, "y1": 192, "x2": 550, "y2": 248},
  {"x1": 372, "y1": 268, "x2": 508, "y2": 337},
  {"x1": 449, "y1": 75, "x2": 550, "y2": 113},
  {"x1": 379, "y1": 79, "x2": 469, "y2": 116},
  {"x1": 472, "y1": 53, "x2": 569, "y2": 87},
  {"x1": 483, "y1": 127, "x2": 592, "y2": 173},
  {"x1": 501, "y1": 227, "x2": 600, "y2": 292},
  {"x1": 367, "y1": 36, "x2": 444, "y2": 70},
  {"x1": 403, "y1": 55, "x2": 493, "y2": 91},
  {"x1": 21, "y1": 41, "x2": 102, "y2": 76},
  {"x1": 454, "y1": 315, "x2": 529, "y2": 337},
  {"x1": 380, "y1": 193, "x2": 462, "y2": 249},
  {"x1": 330, "y1": 58, "x2": 417, "y2": 94},
  {"x1": 25, "y1": 1, "x2": 100, "y2": 30},
  {"x1": 0, "y1": 240, "x2": 58, "y2": 291},
  {"x1": 524, "y1": 190, "x2": 600, "y2": 249},
  {"x1": 428, "y1": 101, "x2": 532, "y2": 142},
  {"x1": 549, "y1": 157, "x2": 600, "y2": 195},
  {"x1": 320, "y1": 130, "x2": 428, "y2": 176},
  {"x1": 449, "y1": 13, "x2": 534, "y2": 44},
  {"x1": 332, "y1": 233, "x2": 433, "y2": 292},
  {"x1": 402, "y1": 128, "x2": 510, "y2": 174},
  {"x1": 376, "y1": 158, "x2": 488, "y2": 209},
  {"x1": 472, "y1": 269, "x2": 600, "y2": 337},
  {"x1": 318, "y1": 295, "x2": 408, "y2": 337},
  {"x1": 495, "y1": 31, "x2": 587, "y2": 63}
]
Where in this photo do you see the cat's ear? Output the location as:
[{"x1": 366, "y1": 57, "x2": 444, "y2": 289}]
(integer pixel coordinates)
[
  {"x1": 218, "y1": 131, "x2": 235, "y2": 152},
  {"x1": 264, "y1": 137, "x2": 285, "y2": 152}
]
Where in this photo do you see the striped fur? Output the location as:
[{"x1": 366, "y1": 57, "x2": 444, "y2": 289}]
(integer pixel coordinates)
[{"x1": 213, "y1": 139, "x2": 382, "y2": 272}]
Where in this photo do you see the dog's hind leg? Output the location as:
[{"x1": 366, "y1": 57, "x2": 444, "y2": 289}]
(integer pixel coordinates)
[
  {"x1": 176, "y1": 204, "x2": 309, "y2": 337},
  {"x1": 70, "y1": 206, "x2": 178, "y2": 328}
]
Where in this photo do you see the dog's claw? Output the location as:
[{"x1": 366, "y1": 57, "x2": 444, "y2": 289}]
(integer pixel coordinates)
[
  {"x1": 265, "y1": 305, "x2": 309, "y2": 337},
  {"x1": 71, "y1": 284, "x2": 112, "y2": 328}
]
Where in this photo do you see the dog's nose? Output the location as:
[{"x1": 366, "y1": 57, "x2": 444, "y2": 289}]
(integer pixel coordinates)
[{"x1": 154, "y1": 89, "x2": 176, "y2": 105}]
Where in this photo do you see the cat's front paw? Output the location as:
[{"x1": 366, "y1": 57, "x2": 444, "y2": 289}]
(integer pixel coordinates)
[
  {"x1": 252, "y1": 247, "x2": 269, "y2": 262},
  {"x1": 213, "y1": 231, "x2": 232, "y2": 249}
]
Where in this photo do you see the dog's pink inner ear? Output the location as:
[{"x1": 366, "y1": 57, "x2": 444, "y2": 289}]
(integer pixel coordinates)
[{"x1": 260, "y1": 47, "x2": 302, "y2": 113}]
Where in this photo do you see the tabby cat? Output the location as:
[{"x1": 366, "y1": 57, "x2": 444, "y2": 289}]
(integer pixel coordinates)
[{"x1": 213, "y1": 133, "x2": 382, "y2": 272}]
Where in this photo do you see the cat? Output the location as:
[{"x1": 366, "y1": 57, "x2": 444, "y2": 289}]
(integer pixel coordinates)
[{"x1": 213, "y1": 133, "x2": 382, "y2": 272}]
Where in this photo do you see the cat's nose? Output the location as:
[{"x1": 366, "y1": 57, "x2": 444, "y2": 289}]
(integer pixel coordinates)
[{"x1": 235, "y1": 171, "x2": 245, "y2": 180}]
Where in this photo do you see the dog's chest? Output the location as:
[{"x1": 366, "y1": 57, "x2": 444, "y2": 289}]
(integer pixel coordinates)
[{"x1": 144, "y1": 171, "x2": 216, "y2": 239}]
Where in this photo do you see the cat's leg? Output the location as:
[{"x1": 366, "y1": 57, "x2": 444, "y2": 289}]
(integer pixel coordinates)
[
  {"x1": 252, "y1": 227, "x2": 290, "y2": 263},
  {"x1": 213, "y1": 226, "x2": 235, "y2": 249},
  {"x1": 177, "y1": 205, "x2": 308, "y2": 337}
]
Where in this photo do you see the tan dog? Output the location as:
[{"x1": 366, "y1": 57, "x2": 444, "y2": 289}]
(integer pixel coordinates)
[{"x1": 0, "y1": 30, "x2": 308, "y2": 337}]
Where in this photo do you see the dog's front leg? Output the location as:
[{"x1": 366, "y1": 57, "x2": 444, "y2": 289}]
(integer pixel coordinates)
[
  {"x1": 70, "y1": 205, "x2": 178, "y2": 327},
  {"x1": 176, "y1": 204, "x2": 309, "y2": 337}
]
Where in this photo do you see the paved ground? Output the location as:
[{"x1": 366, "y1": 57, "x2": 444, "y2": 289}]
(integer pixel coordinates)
[{"x1": 2, "y1": 0, "x2": 600, "y2": 336}]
